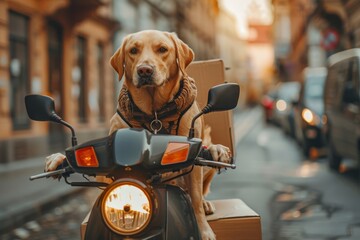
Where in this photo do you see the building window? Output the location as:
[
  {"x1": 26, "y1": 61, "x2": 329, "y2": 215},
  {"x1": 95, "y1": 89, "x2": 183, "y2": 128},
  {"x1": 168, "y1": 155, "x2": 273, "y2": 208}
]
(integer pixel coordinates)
[
  {"x1": 9, "y1": 11, "x2": 30, "y2": 130},
  {"x1": 48, "y1": 21, "x2": 63, "y2": 115},
  {"x1": 48, "y1": 21, "x2": 66, "y2": 149},
  {"x1": 76, "y1": 36, "x2": 87, "y2": 123},
  {"x1": 97, "y1": 43, "x2": 105, "y2": 122}
]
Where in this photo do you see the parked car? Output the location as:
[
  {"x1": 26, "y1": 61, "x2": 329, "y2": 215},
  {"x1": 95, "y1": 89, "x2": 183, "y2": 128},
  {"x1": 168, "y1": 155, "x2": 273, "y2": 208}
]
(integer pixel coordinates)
[
  {"x1": 261, "y1": 85, "x2": 279, "y2": 123},
  {"x1": 324, "y1": 48, "x2": 360, "y2": 172},
  {"x1": 272, "y1": 81, "x2": 300, "y2": 136},
  {"x1": 293, "y1": 67, "x2": 327, "y2": 158}
]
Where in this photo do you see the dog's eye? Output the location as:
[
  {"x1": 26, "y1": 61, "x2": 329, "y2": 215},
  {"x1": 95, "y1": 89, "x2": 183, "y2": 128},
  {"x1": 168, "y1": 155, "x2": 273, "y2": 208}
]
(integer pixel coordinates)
[
  {"x1": 159, "y1": 47, "x2": 168, "y2": 53},
  {"x1": 130, "y1": 47, "x2": 138, "y2": 54}
]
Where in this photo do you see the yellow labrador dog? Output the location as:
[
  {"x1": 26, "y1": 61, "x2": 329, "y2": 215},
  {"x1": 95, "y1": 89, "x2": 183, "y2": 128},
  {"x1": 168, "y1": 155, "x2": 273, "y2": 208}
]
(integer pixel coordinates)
[{"x1": 46, "y1": 30, "x2": 231, "y2": 240}]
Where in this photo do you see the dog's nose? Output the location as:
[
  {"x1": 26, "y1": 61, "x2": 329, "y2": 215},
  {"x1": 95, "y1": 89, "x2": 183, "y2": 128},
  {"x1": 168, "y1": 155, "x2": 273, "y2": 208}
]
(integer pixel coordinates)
[{"x1": 137, "y1": 65, "x2": 154, "y2": 77}]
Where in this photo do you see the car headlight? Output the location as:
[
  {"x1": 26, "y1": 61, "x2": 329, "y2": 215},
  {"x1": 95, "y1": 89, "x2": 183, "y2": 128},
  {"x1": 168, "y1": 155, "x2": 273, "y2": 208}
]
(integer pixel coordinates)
[
  {"x1": 302, "y1": 108, "x2": 320, "y2": 125},
  {"x1": 276, "y1": 99, "x2": 287, "y2": 111},
  {"x1": 101, "y1": 181, "x2": 152, "y2": 235}
]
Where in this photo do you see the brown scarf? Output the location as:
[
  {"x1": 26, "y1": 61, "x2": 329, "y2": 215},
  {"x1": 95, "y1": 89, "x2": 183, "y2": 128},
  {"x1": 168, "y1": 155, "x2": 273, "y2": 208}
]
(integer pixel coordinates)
[{"x1": 116, "y1": 76, "x2": 197, "y2": 135}]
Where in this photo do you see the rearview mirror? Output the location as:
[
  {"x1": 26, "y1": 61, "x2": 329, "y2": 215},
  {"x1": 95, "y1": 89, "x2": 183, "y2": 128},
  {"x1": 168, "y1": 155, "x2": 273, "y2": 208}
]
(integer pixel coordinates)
[
  {"x1": 188, "y1": 83, "x2": 240, "y2": 138},
  {"x1": 25, "y1": 94, "x2": 78, "y2": 146},
  {"x1": 25, "y1": 95, "x2": 57, "y2": 122},
  {"x1": 205, "y1": 83, "x2": 240, "y2": 113}
]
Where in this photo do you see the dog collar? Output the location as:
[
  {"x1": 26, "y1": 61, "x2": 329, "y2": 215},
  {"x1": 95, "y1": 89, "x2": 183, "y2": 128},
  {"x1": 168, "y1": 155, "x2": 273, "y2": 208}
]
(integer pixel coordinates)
[{"x1": 116, "y1": 76, "x2": 197, "y2": 135}]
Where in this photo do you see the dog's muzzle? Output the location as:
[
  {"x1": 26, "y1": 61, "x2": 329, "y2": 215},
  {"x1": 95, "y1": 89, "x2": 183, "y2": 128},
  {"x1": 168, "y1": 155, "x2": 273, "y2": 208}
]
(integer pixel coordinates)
[{"x1": 137, "y1": 65, "x2": 154, "y2": 87}]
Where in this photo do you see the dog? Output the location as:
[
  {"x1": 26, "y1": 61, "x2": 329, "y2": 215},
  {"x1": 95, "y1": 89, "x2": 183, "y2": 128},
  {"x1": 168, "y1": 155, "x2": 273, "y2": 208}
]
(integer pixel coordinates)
[
  {"x1": 46, "y1": 30, "x2": 231, "y2": 240},
  {"x1": 109, "y1": 30, "x2": 232, "y2": 240}
]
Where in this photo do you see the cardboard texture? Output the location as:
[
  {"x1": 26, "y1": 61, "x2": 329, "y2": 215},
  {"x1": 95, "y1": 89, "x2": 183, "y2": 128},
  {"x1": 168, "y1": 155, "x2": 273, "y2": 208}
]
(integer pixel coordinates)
[
  {"x1": 207, "y1": 199, "x2": 262, "y2": 240},
  {"x1": 81, "y1": 199, "x2": 262, "y2": 240},
  {"x1": 186, "y1": 59, "x2": 236, "y2": 155}
]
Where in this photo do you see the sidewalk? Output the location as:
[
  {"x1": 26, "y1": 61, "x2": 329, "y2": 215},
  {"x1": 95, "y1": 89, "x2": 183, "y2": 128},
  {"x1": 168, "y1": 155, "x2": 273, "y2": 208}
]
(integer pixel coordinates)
[
  {"x1": 0, "y1": 157, "x2": 85, "y2": 233},
  {"x1": 0, "y1": 105, "x2": 263, "y2": 234},
  {"x1": 232, "y1": 105, "x2": 263, "y2": 144}
]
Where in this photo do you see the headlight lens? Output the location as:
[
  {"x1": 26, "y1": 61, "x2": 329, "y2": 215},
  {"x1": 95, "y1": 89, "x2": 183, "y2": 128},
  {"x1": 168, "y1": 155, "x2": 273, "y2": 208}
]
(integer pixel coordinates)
[
  {"x1": 302, "y1": 108, "x2": 320, "y2": 125},
  {"x1": 102, "y1": 182, "x2": 152, "y2": 235},
  {"x1": 276, "y1": 99, "x2": 287, "y2": 111}
]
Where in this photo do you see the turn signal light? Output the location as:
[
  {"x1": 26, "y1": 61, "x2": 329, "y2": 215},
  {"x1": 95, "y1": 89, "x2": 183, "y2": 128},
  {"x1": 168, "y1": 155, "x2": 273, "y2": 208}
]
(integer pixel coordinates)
[
  {"x1": 75, "y1": 146, "x2": 99, "y2": 167},
  {"x1": 161, "y1": 142, "x2": 190, "y2": 165}
]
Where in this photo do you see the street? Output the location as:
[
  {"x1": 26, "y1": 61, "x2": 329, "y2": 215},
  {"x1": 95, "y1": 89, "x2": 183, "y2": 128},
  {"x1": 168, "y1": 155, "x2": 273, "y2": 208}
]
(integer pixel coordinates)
[
  {"x1": 1, "y1": 106, "x2": 360, "y2": 240},
  {"x1": 208, "y1": 107, "x2": 360, "y2": 240}
]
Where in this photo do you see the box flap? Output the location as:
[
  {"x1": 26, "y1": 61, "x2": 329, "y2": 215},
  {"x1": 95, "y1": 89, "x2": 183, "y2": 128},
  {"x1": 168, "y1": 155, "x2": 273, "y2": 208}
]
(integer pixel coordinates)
[{"x1": 206, "y1": 199, "x2": 259, "y2": 221}]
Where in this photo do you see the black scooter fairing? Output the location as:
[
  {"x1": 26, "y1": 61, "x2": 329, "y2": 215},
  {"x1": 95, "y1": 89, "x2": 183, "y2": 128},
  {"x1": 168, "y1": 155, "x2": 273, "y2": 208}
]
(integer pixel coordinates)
[
  {"x1": 65, "y1": 128, "x2": 202, "y2": 176},
  {"x1": 84, "y1": 184, "x2": 200, "y2": 240}
]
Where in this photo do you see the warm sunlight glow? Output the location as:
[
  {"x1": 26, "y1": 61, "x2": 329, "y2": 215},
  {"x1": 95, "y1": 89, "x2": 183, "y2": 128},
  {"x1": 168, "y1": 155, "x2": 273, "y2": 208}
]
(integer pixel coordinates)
[{"x1": 220, "y1": 0, "x2": 273, "y2": 38}]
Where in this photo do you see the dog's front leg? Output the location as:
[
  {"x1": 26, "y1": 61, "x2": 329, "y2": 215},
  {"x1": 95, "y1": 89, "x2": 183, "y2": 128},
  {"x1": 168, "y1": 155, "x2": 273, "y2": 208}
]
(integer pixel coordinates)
[{"x1": 186, "y1": 166, "x2": 216, "y2": 240}]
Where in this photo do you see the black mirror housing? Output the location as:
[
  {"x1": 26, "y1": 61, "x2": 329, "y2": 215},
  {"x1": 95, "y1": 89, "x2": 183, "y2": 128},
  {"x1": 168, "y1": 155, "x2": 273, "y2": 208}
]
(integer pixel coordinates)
[
  {"x1": 25, "y1": 95, "x2": 57, "y2": 121},
  {"x1": 205, "y1": 83, "x2": 240, "y2": 113},
  {"x1": 189, "y1": 83, "x2": 240, "y2": 138},
  {"x1": 25, "y1": 94, "x2": 78, "y2": 146}
]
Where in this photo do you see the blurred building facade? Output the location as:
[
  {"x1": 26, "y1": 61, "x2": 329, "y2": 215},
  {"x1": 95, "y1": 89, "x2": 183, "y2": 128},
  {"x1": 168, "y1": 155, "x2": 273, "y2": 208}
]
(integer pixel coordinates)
[
  {"x1": 216, "y1": 6, "x2": 248, "y2": 107},
  {"x1": 272, "y1": 0, "x2": 360, "y2": 83},
  {"x1": 0, "y1": 0, "x2": 248, "y2": 164},
  {"x1": 0, "y1": 0, "x2": 118, "y2": 163},
  {"x1": 246, "y1": 22, "x2": 274, "y2": 104}
]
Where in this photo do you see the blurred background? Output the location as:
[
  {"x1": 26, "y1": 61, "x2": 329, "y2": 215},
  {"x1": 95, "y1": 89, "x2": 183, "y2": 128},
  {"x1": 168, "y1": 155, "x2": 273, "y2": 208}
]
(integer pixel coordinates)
[{"x1": 1, "y1": 0, "x2": 360, "y2": 239}]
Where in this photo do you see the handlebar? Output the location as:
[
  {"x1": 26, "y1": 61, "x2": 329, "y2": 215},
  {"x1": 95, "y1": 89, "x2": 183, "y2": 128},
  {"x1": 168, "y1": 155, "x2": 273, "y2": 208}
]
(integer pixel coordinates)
[
  {"x1": 196, "y1": 147, "x2": 236, "y2": 169},
  {"x1": 195, "y1": 157, "x2": 236, "y2": 169},
  {"x1": 29, "y1": 166, "x2": 74, "y2": 181}
]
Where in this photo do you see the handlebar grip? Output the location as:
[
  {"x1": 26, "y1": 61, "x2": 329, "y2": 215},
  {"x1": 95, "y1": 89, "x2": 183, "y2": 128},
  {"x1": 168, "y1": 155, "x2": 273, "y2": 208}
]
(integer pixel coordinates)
[
  {"x1": 55, "y1": 159, "x2": 69, "y2": 170},
  {"x1": 199, "y1": 147, "x2": 213, "y2": 161}
]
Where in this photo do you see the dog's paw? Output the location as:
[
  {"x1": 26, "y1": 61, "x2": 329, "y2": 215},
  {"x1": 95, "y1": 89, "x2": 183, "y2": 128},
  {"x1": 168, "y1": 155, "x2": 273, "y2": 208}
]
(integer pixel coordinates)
[
  {"x1": 208, "y1": 144, "x2": 232, "y2": 163},
  {"x1": 199, "y1": 223, "x2": 216, "y2": 240},
  {"x1": 203, "y1": 199, "x2": 216, "y2": 215}
]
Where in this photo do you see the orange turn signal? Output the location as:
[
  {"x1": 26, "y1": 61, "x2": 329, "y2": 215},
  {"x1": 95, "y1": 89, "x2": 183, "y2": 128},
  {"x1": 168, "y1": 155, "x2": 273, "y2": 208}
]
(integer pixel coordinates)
[
  {"x1": 161, "y1": 142, "x2": 190, "y2": 165},
  {"x1": 75, "y1": 146, "x2": 99, "y2": 167}
]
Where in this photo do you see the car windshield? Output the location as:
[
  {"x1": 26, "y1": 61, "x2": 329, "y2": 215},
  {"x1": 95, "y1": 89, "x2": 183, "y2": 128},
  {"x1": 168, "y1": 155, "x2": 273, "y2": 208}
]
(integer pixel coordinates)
[
  {"x1": 278, "y1": 82, "x2": 300, "y2": 102},
  {"x1": 304, "y1": 76, "x2": 325, "y2": 99}
]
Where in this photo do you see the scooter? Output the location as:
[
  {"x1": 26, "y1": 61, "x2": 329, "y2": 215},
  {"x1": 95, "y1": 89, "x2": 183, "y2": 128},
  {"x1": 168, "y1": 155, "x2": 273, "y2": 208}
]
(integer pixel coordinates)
[{"x1": 25, "y1": 83, "x2": 239, "y2": 240}]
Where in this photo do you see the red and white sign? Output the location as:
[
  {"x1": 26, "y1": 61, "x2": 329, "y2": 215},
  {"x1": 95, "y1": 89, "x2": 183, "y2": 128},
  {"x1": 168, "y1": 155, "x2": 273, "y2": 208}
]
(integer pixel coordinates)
[{"x1": 321, "y1": 28, "x2": 340, "y2": 51}]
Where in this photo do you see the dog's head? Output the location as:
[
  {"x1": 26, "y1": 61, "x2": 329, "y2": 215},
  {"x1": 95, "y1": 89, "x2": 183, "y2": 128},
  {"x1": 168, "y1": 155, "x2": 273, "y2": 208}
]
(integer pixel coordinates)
[{"x1": 110, "y1": 30, "x2": 194, "y2": 88}]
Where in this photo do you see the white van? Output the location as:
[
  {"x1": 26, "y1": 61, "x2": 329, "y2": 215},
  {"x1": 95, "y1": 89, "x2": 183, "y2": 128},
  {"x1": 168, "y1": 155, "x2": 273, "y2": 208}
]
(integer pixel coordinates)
[{"x1": 324, "y1": 48, "x2": 360, "y2": 172}]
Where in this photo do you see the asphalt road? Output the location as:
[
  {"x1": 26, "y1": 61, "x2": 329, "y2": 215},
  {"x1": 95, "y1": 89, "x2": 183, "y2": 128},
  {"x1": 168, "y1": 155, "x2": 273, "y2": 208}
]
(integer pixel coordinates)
[{"x1": 208, "y1": 107, "x2": 360, "y2": 240}]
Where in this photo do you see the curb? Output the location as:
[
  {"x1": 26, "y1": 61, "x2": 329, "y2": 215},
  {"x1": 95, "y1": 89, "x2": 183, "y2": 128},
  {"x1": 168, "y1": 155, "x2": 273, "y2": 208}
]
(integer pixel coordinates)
[{"x1": 233, "y1": 106, "x2": 263, "y2": 144}]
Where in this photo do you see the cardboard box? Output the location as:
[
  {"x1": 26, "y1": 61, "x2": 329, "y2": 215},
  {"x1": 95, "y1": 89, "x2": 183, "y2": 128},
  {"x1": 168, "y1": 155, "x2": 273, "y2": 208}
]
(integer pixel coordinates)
[
  {"x1": 207, "y1": 199, "x2": 262, "y2": 240},
  {"x1": 186, "y1": 59, "x2": 236, "y2": 155},
  {"x1": 81, "y1": 198, "x2": 261, "y2": 240}
]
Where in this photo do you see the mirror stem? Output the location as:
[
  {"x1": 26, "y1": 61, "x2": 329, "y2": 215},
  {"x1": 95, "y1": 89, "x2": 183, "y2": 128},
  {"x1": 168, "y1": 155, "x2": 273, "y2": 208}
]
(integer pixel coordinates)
[
  {"x1": 188, "y1": 112, "x2": 203, "y2": 138},
  {"x1": 188, "y1": 104, "x2": 213, "y2": 138},
  {"x1": 51, "y1": 113, "x2": 78, "y2": 146}
]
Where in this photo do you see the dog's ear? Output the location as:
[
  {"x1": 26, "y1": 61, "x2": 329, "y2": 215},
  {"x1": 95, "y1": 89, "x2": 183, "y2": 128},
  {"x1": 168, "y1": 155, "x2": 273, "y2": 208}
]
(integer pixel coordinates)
[
  {"x1": 110, "y1": 36, "x2": 128, "y2": 81},
  {"x1": 168, "y1": 32, "x2": 194, "y2": 76}
]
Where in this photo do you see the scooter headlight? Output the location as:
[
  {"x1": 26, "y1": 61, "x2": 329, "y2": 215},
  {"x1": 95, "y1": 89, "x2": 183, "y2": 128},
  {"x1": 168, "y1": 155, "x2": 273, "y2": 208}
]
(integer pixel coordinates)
[{"x1": 101, "y1": 181, "x2": 152, "y2": 235}]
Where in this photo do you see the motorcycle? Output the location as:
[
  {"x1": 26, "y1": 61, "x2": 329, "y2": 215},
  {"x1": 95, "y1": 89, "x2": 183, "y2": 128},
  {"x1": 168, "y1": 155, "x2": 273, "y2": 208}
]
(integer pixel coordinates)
[{"x1": 25, "y1": 83, "x2": 239, "y2": 240}]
